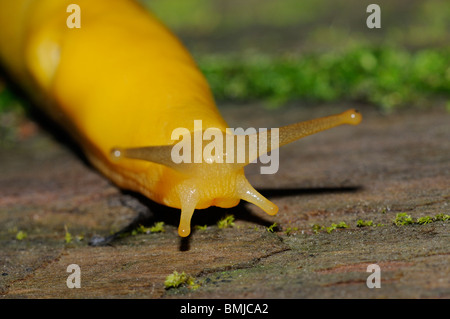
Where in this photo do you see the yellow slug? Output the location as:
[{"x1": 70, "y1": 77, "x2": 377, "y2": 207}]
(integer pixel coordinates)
[{"x1": 0, "y1": 0, "x2": 362, "y2": 237}]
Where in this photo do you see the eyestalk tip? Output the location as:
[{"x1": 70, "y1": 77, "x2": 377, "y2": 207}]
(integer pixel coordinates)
[
  {"x1": 341, "y1": 109, "x2": 362, "y2": 125},
  {"x1": 110, "y1": 148, "x2": 123, "y2": 160}
]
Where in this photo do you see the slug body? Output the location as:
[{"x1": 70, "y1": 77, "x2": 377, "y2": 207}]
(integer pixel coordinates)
[{"x1": 0, "y1": 0, "x2": 361, "y2": 237}]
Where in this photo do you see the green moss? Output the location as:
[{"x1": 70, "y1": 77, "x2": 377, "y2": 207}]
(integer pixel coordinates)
[
  {"x1": 416, "y1": 216, "x2": 434, "y2": 225},
  {"x1": 312, "y1": 224, "x2": 324, "y2": 234},
  {"x1": 434, "y1": 213, "x2": 450, "y2": 222},
  {"x1": 16, "y1": 230, "x2": 27, "y2": 241},
  {"x1": 326, "y1": 222, "x2": 348, "y2": 234},
  {"x1": 63, "y1": 226, "x2": 84, "y2": 244},
  {"x1": 131, "y1": 222, "x2": 165, "y2": 235},
  {"x1": 312, "y1": 221, "x2": 348, "y2": 234},
  {"x1": 394, "y1": 213, "x2": 415, "y2": 226},
  {"x1": 266, "y1": 222, "x2": 278, "y2": 233},
  {"x1": 217, "y1": 215, "x2": 235, "y2": 229},
  {"x1": 195, "y1": 224, "x2": 208, "y2": 231},
  {"x1": 64, "y1": 225, "x2": 73, "y2": 244},
  {"x1": 131, "y1": 226, "x2": 144, "y2": 236},
  {"x1": 199, "y1": 47, "x2": 450, "y2": 111},
  {"x1": 284, "y1": 227, "x2": 298, "y2": 235},
  {"x1": 393, "y1": 212, "x2": 448, "y2": 226},
  {"x1": 149, "y1": 221, "x2": 165, "y2": 233},
  {"x1": 311, "y1": 212, "x2": 447, "y2": 235},
  {"x1": 356, "y1": 219, "x2": 374, "y2": 227},
  {"x1": 164, "y1": 271, "x2": 199, "y2": 290}
]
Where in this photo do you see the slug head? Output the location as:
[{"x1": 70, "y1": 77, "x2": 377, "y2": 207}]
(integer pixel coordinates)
[
  {"x1": 112, "y1": 129, "x2": 278, "y2": 237},
  {"x1": 112, "y1": 109, "x2": 361, "y2": 237}
]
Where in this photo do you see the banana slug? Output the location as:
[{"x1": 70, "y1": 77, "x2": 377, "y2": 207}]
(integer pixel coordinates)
[{"x1": 0, "y1": 0, "x2": 362, "y2": 237}]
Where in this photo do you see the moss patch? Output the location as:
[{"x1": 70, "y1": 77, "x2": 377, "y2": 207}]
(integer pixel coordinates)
[
  {"x1": 131, "y1": 222, "x2": 165, "y2": 235},
  {"x1": 266, "y1": 222, "x2": 278, "y2": 233},
  {"x1": 393, "y1": 213, "x2": 449, "y2": 226},
  {"x1": 164, "y1": 271, "x2": 200, "y2": 290},
  {"x1": 217, "y1": 215, "x2": 235, "y2": 229},
  {"x1": 199, "y1": 47, "x2": 450, "y2": 111},
  {"x1": 312, "y1": 221, "x2": 349, "y2": 234},
  {"x1": 356, "y1": 219, "x2": 374, "y2": 227},
  {"x1": 15, "y1": 230, "x2": 27, "y2": 241}
]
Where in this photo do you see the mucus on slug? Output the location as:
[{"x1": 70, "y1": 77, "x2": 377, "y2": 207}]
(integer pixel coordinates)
[{"x1": 0, "y1": 0, "x2": 363, "y2": 239}]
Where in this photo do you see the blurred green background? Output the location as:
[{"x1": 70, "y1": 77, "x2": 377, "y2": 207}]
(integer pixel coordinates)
[
  {"x1": 1, "y1": 0, "x2": 449, "y2": 141},
  {"x1": 142, "y1": 0, "x2": 449, "y2": 52},
  {"x1": 141, "y1": 0, "x2": 449, "y2": 111}
]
